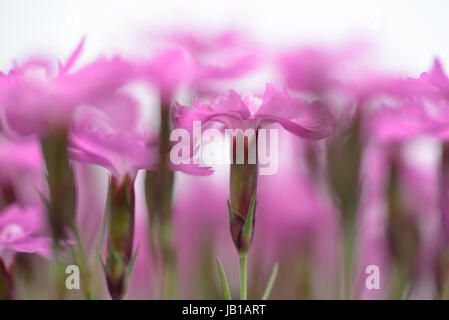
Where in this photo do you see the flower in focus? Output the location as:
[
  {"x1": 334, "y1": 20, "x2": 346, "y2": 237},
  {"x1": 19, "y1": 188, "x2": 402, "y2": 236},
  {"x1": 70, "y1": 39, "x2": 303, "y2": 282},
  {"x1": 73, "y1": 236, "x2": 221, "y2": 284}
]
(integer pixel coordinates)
[
  {"x1": 174, "y1": 83, "x2": 334, "y2": 140},
  {"x1": 174, "y1": 83, "x2": 333, "y2": 254}
]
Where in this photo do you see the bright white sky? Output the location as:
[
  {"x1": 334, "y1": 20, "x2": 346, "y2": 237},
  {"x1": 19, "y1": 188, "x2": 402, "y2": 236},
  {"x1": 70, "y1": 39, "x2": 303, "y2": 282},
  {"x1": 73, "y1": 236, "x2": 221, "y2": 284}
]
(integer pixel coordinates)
[{"x1": 1, "y1": 0, "x2": 449, "y2": 75}]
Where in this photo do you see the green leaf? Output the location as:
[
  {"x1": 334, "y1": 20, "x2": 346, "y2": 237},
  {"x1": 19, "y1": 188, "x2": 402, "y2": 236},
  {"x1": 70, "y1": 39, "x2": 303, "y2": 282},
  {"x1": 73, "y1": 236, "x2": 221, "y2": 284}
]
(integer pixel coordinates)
[
  {"x1": 126, "y1": 244, "x2": 141, "y2": 283},
  {"x1": 36, "y1": 188, "x2": 51, "y2": 212},
  {"x1": 97, "y1": 249, "x2": 107, "y2": 272},
  {"x1": 95, "y1": 202, "x2": 110, "y2": 258},
  {"x1": 216, "y1": 258, "x2": 232, "y2": 300},
  {"x1": 242, "y1": 191, "x2": 257, "y2": 244},
  {"x1": 227, "y1": 200, "x2": 233, "y2": 222},
  {"x1": 262, "y1": 262, "x2": 279, "y2": 300},
  {"x1": 72, "y1": 222, "x2": 88, "y2": 265}
]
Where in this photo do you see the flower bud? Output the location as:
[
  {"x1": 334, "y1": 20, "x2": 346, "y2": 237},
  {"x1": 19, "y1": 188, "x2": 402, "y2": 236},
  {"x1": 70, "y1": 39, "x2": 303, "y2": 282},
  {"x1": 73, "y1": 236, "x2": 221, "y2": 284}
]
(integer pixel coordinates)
[
  {"x1": 327, "y1": 115, "x2": 361, "y2": 221},
  {"x1": 105, "y1": 175, "x2": 136, "y2": 300},
  {"x1": 229, "y1": 133, "x2": 258, "y2": 253},
  {"x1": 386, "y1": 154, "x2": 419, "y2": 293}
]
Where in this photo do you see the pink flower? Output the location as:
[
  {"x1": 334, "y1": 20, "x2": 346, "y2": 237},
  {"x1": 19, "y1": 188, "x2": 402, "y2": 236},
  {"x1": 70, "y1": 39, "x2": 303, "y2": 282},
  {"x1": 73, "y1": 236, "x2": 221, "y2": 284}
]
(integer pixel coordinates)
[
  {"x1": 0, "y1": 137, "x2": 45, "y2": 207},
  {"x1": 365, "y1": 71, "x2": 449, "y2": 143},
  {"x1": 139, "y1": 48, "x2": 196, "y2": 103},
  {"x1": 0, "y1": 39, "x2": 134, "y2": 137},
  {"x1": 367, "y1": 102, "x2": 449, "y2": 143},
  {"x1": 139, "y1": 29, "x2": 261, "y2": 101},
  {"x1": 174, "y1": 83, "x2": 334, "y2": 139},
  {"x1": 69, "y1": 124, "x2": 156, "y2": 184},
  {"x1": 0, "y1": 205, "x2": 52, "y2": 271},
  {"x1": 167, "y1": 29, "x2": 260, "y2": 82},
  {"x1": 420, "y1": 58, "x2": 449, "y2": 100},
  {"x1": 277, "y1": 44, "x2": 366, "y2": 94}
]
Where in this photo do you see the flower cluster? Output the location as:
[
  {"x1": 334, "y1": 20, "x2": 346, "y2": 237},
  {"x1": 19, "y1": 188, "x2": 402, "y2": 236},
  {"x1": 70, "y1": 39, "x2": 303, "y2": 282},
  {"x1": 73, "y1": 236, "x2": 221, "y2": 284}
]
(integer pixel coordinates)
[{"x1": 1, "y1": 29, "x2": 449, "y2": 300}]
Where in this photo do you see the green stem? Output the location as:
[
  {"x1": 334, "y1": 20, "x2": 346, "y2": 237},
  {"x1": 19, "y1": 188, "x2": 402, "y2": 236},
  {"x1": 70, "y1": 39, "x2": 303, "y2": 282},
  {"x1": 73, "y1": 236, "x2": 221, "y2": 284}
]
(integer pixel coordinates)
[
  {"x1": 72, "y1": 223, "x2": 94, "y2": 299},
  {"x1": 0, "y1": 260, "x2": 14, "y2": 300},
  {"x1": 239, "y1": 252, "x2": 248, "y2": 300},
  {"x1": 216, "y1": 258, "x2": 232, "y2": 300},
  {"x1": 262, "y1": 263, "x2": 279, "y2": 300},
  {"x1": 164, "y1": 258, "x2": 177, "y2": 300}
]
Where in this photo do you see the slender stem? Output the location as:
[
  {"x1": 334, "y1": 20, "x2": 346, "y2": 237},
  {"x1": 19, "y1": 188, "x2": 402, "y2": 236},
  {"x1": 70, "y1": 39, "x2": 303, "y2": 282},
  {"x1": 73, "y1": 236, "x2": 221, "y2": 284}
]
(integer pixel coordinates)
[
  {"x1": 262, "y1": 263, "x2": 279, "y2": 300},
  {"x1": 239, "y1": 252, "x2": 248, "y2": 300},
  {"x1": 72, "y1": 223, "x2": 94, "y2": 299},
  {"x1": 216, "y1": 258, "x2": 232, "y2": 300},
  {"x1": 0, "y1": 260, "x2": 14, "y2": 300},
  {"x1": 164, "y1": 258, "x2": 177, "y2": 300}
]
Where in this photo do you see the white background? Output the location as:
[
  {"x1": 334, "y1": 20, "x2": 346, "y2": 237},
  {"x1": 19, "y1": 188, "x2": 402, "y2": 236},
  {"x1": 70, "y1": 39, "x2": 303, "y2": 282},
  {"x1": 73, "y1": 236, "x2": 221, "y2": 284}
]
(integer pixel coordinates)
[{"x1": 1, "y1": 0, "x2": 449, "y2": 75}]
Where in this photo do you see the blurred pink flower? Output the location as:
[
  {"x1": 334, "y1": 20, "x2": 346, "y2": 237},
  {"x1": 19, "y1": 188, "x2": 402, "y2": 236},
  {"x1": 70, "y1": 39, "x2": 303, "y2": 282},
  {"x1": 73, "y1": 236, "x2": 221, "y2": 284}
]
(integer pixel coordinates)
[
  {"x1": 420, "y1": 58, "x2": 449, "y2": 100},
  {"x1": 0, "y1": 204, "x2": 52, "y2": 271},
  {"x1": 139, "y1": 48, "x2": 196, "y2": 103},
  {"x1": 367, "y1": 102, "x2": 449, "y2": 143},
  {"x1": 174, "y1": 83, "x2": 334, "y2": 139},
  {"x1": 277, "y1": 44, "x2": 366, "y2": 95},
  {"x1": 141, "y1": 30, "x2": 261, "y2": 99},
  {"x1": 168, "y1": 30, "x2": 260, "y2": 81},
  {"x1": 0, "y1": 39, "x2": 134, "y2": 137},
  {"x1": 69, "y1": 125, "x2": 156, "y2": 184},
  {"x1": 0, "y1": 137, "x2": 45, "y2": 207}
]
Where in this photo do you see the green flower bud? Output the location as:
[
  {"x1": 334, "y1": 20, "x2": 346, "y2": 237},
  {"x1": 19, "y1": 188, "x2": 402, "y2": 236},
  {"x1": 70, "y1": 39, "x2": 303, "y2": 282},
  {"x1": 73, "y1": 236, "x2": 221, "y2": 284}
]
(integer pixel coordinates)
[{"x1": 105, "y1": 175, "x2": 135, "y2": 300}]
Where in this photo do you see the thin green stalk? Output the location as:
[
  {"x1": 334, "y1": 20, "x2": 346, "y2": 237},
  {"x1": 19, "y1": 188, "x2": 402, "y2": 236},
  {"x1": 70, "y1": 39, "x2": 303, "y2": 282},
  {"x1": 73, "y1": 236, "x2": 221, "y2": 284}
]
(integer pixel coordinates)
[
  {"x1": 239, "y1": 252, "x2": 248, "y2": 300},
  {"x1": 262, "y1": 263, "x2": 279, "y2": 300},
  {"x1": 216, "y1": 258, "x2": 232, "y2": 300}
]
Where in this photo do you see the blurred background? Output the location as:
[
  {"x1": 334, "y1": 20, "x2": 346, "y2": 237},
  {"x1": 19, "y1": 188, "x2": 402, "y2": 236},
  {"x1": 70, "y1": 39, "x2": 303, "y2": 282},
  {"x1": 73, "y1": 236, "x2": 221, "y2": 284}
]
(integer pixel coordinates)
[{"x1": 1, "y1": 0, "x2": 449, "y2": 74}]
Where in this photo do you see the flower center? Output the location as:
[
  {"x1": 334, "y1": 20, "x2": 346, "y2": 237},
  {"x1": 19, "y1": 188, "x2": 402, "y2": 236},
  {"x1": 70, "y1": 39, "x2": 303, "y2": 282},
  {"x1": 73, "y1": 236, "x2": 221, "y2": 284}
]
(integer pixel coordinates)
[
  {"x1": 0, "y1": 223, "x2": 25, "y2": 241},
  {"x1": 243, "y1": 94, "x2": 262, "y2": 117}
]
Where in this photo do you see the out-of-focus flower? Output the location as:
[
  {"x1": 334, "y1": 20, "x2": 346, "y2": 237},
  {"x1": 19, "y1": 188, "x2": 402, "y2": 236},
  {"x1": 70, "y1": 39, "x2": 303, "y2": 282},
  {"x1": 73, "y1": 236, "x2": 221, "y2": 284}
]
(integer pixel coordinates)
[
  {"x1": 142, "y1": 29, "x2": 261, "y2": 98},
  {"x1": 0, "y1": 39, "x2": 135, "y2": 244},
  {"x1": 0, "y1": 204, "x2": 51, "y2": 270},
  {"x1": 0, "y1": 137, "x2": 45, "y2": 208},
  {"x1": 168, "y1": 29, "x2": 260, "y2": 82},
  {"x1": 0, "y1": 204, "x2": 51, "y2": 299},
  {"x1": 69, "y1": 125, "x2": 156, "y2": 185},
  {"x1": 68, "y1": 103, "x2": 157, "y2": 299},
  {"x1": 138, "y1": 48, "x2": 196, "y2": 104},
  {"x1": 420, "y1": 58, "x2": 449, "y2": 100},
  {"x1": 277, "y1": 44, "x2": 366, "y2": 95},
  {"x1": 0, "y1": 39, "x2": 133, "y2": 138}
]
